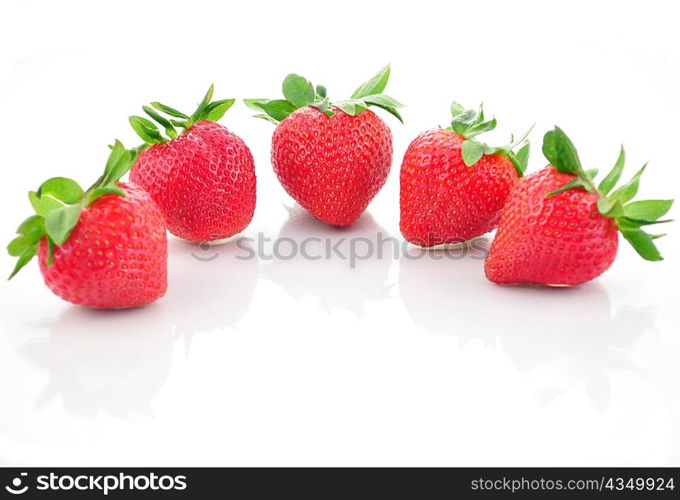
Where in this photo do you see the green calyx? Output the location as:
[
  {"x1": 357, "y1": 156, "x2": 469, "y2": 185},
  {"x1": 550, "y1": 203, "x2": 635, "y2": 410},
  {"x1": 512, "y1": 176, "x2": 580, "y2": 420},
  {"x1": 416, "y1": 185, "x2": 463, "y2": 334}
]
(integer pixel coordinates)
[
  {"x1": 449, "y1": 102, "x2": 532, "y2": 177},
  {"x1": 245, "y1": 64, "x2": 405, "y2": 124},
  {"x1": 543, "y1": 126, "x2": 674, "y2": 261},
  {"x1": 129, "y1": 84, "x2": 235, "y2": 147},
  {"x1": 7, "y1": 141, "x2": 138, "y2": 279}
]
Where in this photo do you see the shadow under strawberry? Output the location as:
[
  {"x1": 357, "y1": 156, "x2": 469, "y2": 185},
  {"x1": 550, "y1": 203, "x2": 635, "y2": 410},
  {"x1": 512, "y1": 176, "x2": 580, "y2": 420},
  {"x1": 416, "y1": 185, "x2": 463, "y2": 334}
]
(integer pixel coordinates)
[
  {"x1": 260, "y1": 206, "x2": 394, "y2": 317},
  {"x1": 165, "y1": 237, "x2": 259, "y2": 340},
  {"x1": 17, "y1": 305, "x2": 175, "y2": 418},
  {"x1": 398, "y1": 248, "x2": 658, "y2": 410}
]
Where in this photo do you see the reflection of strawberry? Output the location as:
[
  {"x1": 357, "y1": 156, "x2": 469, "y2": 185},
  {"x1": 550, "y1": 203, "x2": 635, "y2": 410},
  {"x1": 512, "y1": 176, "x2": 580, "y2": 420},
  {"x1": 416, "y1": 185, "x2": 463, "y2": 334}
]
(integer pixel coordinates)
[
  {"x1": 399, "y1": 250, "x2": 656, "y2": 408},
  {"x1": 7, "y1": 142, "x2": 167, "y2": 308},
  {"x1": 261, "y1": 206, "x2": 392, "y2": 317},
  {"x1": 129, "y1": 85, "x2": 256, "y2": 242},
  {"x1": 400, "y1": 103, "x2": 530, "y2": 247},
  {"x1": 18, "y1": 306, "x2": 174, "y2": 417},
  {"x1": 247, "y1": 66, "x2": 403, "y2": 227},
  {"x1": 166, "y1": 238, "x2": 258, "y2": 335},
  {"x1": 398, "y1": 242, "x2": 492, "y2": 338},
  {"x1": 486, "y1": 127, "x2": 673, "y2": 286}
]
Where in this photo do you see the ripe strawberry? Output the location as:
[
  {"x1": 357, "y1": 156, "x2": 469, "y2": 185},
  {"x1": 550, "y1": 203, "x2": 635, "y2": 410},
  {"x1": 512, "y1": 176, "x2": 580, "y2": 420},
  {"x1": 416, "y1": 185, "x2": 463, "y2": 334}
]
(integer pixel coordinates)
[
  {"x1": 247, "y1": 65, "x2": 403, "y2": 226},
  {"x1": 7, "y1": 142, "x2": 168, "y2": 308},
  {"x1": 129, "y1": 85, "x2": 256, "y2": 242},
  {"x1": 485, "y1": 127, "x2": 673, "y2": 286},
  {"x1": 400, "y1": 103, "x2": 530, "y2": 247}
]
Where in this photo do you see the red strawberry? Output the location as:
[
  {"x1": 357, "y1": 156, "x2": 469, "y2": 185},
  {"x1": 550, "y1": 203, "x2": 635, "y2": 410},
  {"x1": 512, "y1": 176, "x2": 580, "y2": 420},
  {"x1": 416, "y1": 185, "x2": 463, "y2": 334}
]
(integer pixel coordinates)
[
  {"x1": 247, "y1": 65, "x2": 403, "y2": 227},
  {"x1": 8, "y1": 142, "x2": 168, "y2": 308},
  {"x1": 400, "y1": 103, "x2": 530, "y2": 247},
  {"x1": 485, "y1": 127, "x2": 673, "y2": 286},
  {"x1": 129, "y1": 85, "x2": 256, "y2": 242}
]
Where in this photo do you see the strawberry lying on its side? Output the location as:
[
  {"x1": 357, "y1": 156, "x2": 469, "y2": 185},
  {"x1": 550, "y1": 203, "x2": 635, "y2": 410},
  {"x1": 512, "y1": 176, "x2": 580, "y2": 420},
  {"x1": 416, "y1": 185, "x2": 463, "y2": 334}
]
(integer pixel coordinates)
[
  {"x1": 247, "y1": 65, "x2": 403, "y2": 227},
  {"x1": 400, "y1": 103, "x2": 530, "y2": 247},
  {"x1": 7, "y1": 142, "x2": 167, "y2": 308},
  {"x1": 129, "y1": 85, "x2": 256, "y2": 242},
  {"x1": 485, "y1": 127, "x2": 673, "y2": 286}
]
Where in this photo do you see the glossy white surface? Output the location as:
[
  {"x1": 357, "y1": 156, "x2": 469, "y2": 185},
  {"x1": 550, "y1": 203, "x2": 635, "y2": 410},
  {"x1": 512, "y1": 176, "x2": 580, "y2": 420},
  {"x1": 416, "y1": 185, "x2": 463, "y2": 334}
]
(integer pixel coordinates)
[{"x1": 1, "y1": 0, "x2": 678, "y2": 466}]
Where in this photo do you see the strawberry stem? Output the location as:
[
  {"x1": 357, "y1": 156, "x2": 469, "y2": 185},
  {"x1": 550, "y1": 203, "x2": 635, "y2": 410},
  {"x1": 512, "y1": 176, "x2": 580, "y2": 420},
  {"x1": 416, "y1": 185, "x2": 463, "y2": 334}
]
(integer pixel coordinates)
[
  {"x1": 7, "y1": 141, "x2": 138, "y2": 278},
  {"x1": 245, "y1": 64, "x2": 405, "y2": 124},
  {"x1": 449, "y1": 102, "x2": 532, "y2": 175},
  {"x1": 542, "y1": 127, "x2": 674, "y2": 261},
  {"x1": 130, "y1": 85, "x2": 234, "y2": 147}
]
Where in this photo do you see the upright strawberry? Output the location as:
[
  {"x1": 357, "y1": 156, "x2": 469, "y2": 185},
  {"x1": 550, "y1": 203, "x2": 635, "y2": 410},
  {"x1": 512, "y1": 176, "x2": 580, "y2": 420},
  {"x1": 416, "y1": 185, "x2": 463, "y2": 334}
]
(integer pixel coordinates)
[
  {"x1": 400, "y1": 103, "x2": 530, "y2": 247},
  {"x1": 485, "y1": 127, "x2": 673, "y2": 286},
  {"x1": 247, "y1": 65, "x2": 403, "y2": 227},
  {"x1": 129, "y1": 85, "x2": 256, "y2": 242},
  {"x1": 7, "y1": 142, "x2": 168, "y2": 308}
]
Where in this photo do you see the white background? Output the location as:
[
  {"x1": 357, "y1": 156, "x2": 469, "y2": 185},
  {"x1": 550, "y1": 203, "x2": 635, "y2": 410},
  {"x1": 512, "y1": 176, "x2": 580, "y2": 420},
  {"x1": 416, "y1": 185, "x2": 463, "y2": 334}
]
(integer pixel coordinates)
[{"x1": 0, "y1": 0, "x2": 678, "y2": 466}]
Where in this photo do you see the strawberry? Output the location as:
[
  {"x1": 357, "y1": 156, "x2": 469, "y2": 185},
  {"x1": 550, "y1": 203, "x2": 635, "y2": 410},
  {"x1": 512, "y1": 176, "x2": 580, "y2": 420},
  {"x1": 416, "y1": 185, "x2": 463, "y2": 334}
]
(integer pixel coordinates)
[
  {"x1": 7, "y1": 142, "x2": 168, "y2": 308},
  {"x1": 246, "y1": 65, "x2": 403, "y2": 227},
  {"x1": 129, "y1": 85, "x2": 256, "y2": 242},
  {"x1": 400, "y1": 103, "x2": 530, "y2": 247},
  {"x1": 485, "y1": 127, "x2": 673, "y2": 286}
]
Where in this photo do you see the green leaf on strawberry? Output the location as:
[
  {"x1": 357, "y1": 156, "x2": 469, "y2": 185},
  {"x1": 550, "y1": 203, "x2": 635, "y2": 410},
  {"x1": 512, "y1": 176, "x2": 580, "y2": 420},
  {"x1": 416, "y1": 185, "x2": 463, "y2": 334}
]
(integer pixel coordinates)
[
  {"x1": 451, "y1": 103, "x2": 497, "y2": 138},
  {"x1": 204, "y1": 99, "x2": 235, "y2": 122},
  {"x1": 547, "y1": 176, "x2": 594, "y2": 197},
  {"x1": 248, "y1": 100, "x2": 298, "y2": 122},
  {"x1": 609, "y1": 164, "x2": 646, "y2": 204},
  {"x1": 7, "y1": 141, "x2": 138, "y2": 279},
  {"x1": 130, "y1": 84, "x2": 235, "y2": 147},
  {"x1": 542, "y1": 126, "x2": 674, "y2": 261},
  {"x1": 623, "y1": 199, "x2": 674, "y2": 222},
  {"x1": 351, "y1": 65, "x2": 391, "y2": 99},
  {"x1": 45, "y1": 204, "x2": 82, "y2": 245},
  {"x1": 542, "y1": 127, "x2": 584, "y2": 177},
  {"x1": 282, "y1": 74, "x2": 316, "y2": 108},
  {"x1": 8, "y1": 245, "x2": 37, "y2": 280},
  {"x1": 129, "y1": 116, "x2": 165, "y2": 145},
  {"x1": 143, "y1": 105, "x2": 178, "y2": 138},
  {"x1": 361, "y1": 94, "x2": 404, "y2": 123},
  {"x1": 246, "y1": 64, "x2": 405, "y2": 124},
  {"x1": 37, "y1": 178, "x2": 85, "y2": 204},
  {"x1": 334, "y1": 99, "x2": 367, "y2": 116},
  {"x1": 311, "y1": 97, "x2": 334, "y2": 117},
  {"x1": 512, "y1": 143, "x2": 531, "y2": 175},
  {"x1": 584, "y1": 169, "x2": 599, "y2": 180},
  {"x1": 598, "y1": 146, "x2": 625, "y2": 194},
  {"x1": 461, "y1": 140, "x2": 485, "y2": 166},
  {"x1": 449, "y1": 102, "x2": 532, "y2": 176},
  {"x1": 150, "y1": 102, "x2": 189, "y2": 119}
]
